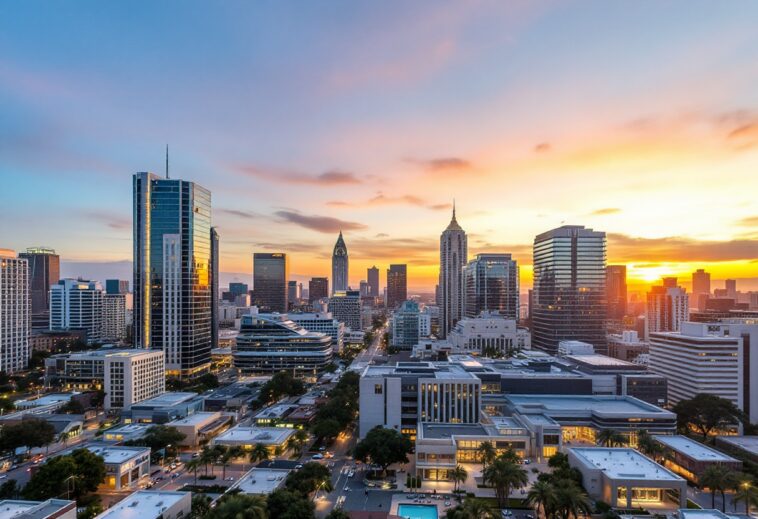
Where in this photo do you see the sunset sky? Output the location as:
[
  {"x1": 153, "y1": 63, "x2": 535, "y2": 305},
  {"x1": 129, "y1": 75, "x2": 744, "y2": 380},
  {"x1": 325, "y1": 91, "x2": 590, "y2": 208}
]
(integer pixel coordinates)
[{"x1": 1, "y1": 1, "x2": 757, "y2": 293}]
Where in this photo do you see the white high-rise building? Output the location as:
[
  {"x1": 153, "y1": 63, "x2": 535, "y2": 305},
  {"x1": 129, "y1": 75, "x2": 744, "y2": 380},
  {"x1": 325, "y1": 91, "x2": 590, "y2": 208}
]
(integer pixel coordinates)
[
  {"x1": 439, "y1": 205, "x2": 467, "y2": 338},
  {"x1": 646, "y1": 278, "x2": 689, "y2": 335},
  {"x1": 103, "y1": 293, "x2": 127, "y2": 343},
  {"x1": 0, "y1": 250, "x2": 30, "y2": 373},
  {"x1": 44, "y1": 348, "x2": 165, "y2": 409},
  {"x1": 288, "y1": 312, "x2": 345, "y2": 352},
  {"x1": 50, "y1": 279, "x2": 104, "y2": 344}
]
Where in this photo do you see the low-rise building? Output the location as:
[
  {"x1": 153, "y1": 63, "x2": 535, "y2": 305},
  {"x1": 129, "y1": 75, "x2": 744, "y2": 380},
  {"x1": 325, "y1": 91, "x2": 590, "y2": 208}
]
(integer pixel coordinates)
[
  {"x1": 253, "y1": 405, "x2": 298, "y2": 428},
  {"x1": 58, "y1": 444, "x2": 151, "y2": 490},
  {"x1": 714, "y1": 436, "x2": 758, "y2": 464},
  {"x1": 94, "y1": 491, "x2": 191, "y2": 519},
  {"x1": 608, "y1": 330, "x2": 648, "y2": 363},
  {"x1": 288, "y1": 312, "x2": 345, "y2": 352},
  {"x1": 212, "y1": 426, "x2": 296, "y2": 454},
  {"x1": 166, "y1": 412, "x2": 231, "y2": 447},
  {"x1": 102, "y1": 423, "x2": 153, "y2": 444},
  {"x1": 568, "y1": 447, "x2": 687, "y2": 509},
  {"x1": 558, "y1": 340, "x2": 594, "y2": 356},
  {"x1": 0, "y1": 499, "x2": 76, "y2": 519},
  {"x1": 653, "y1": 435, "x2": 741, "y2": 483},
  {"x1": 121, "y1": 392, "x2": 204, "y2": 424},
  {"x1": 229, "y1": 467, "x2": 290, "y2": 495},
  {"x1": 203, "y1": 384, "x2": 257, "y2": 416}
]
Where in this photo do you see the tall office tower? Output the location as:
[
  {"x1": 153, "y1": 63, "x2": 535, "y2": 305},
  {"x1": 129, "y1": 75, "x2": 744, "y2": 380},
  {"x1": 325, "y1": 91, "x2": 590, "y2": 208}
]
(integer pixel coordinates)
[
  {"x1": 605, "y1": 265, "x2": 627, "y2": 322},
  {"x1": 462, "y1": 253, "x2": 519, "y2": 320},
  {"x1": 103, "y1": 293, "x2": 127, "y2": 342},
  {"x1": 646, "y1": 278, "x2": 689, "y2": 334},
  {"x1": 0, "y1": 250, "x2": 30, "y2": 373},
  {"x1": 328, "y1": 290, "x2": 362, "y2": 331},
  {"x1": 367, "y1": 266, "x2": 380, "y2": 298},
  {"x1": 229, "y1": 282, "x2": 248, "y2": 297},
  {"x1": 210, "y1": 227, "x2": 219, "y2": 349},
  {"x1": 105, "y1": 279, "x2": 129, "y2": 295},
  {"x1": 691, "y1": 269, "x2": 711, "y2": 310},
  {"x1": 287, "y1": 280, "x2": 299, "y2": 308},
  {"x1": 332, "y1": 232, "x2": 349, "y2": 294},
  {"x1": 133, "y1": 172, "x2": 213, "y2": 378},
  {"x1": 50, "y1": 279, "x2": 104, "y2": 344},
  {"x1": 532, "y1": 225, "x2": 607, "y2": 354},
  {"x1": 726, "y1": 279, "x2": 737, "y2": 300},
  {"x1": 386, "y1": 264, "x2": 408, "y2": 310},
  {"x1": 309, "y1": 277, "x2": 329, "y2": 304},
  {"x1": 18, "y1": 247, "x2": 59, "y2": 330},
  {"x1": 252, "y1": 253, "x2": 288, "y2": 313},
  {"x1": 439, "y1": 206, "x2": 467, "y2": 338},
  {"x1": 359, "y1": 280, "x2": 370, "y2": 297}
]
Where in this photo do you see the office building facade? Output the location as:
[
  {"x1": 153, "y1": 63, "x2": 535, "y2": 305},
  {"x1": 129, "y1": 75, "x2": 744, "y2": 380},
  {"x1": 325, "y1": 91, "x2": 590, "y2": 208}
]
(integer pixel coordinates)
[
  {"x1": 367, "y1": 266, "x2": 379, "y2": 298},
  {"x1": 532, "y1": 225, "x2": 607, "y2": 354},
  {"x1": 391, "y1": 300, "x2": 427, "y2": 350},
  {"x1": 463, "y1": 253, "x2": 519, "y2": 320},
  {"x1": 288, "y1": 312, "x2": 345, "y2": 352},
  {"x1": 0, "y1": 250, "x2": 30, "y2": 373},
  {"x1": 210, "y1": 227, "x2": 219, "y2": 348},
  {"x1": 328, "y1": 290, "x2": 362, "y2": 331},
  {"x1": 133, "y1": 172, "x2": 213, "y2": 378},
  {"x1": 18, "y1": 247, "x2": 59, "y2": 329},
  {"x1": 105, "y1": 279, "x2": 129, "y2": 295},
  {"x1": 386, "y1": 264, "x2": 408, "y2": 310},
  {"x1": 308, "y1": 277, "x2": 328, "y2": 304},
  {"x1": 50, "y1": 279, "x2": 104, "y2": 344},
  {"x1": 440, "y1": 207, "x2": 467, "y2": 338},
  {"x1": 332, "y1": 232, "x2": 349, "y2": 294},
  {"x1": 253, "y1": 253, "x2": 288, "y2": 313},
  {"x1": 692, "y1": 269, "x2": 711, "y2": 311},
  {"x1": 606, "y1": 265, "x2": 627, "y2": 322},
  {"x1": 103, "y1": 293, "x2": 127, "y2": 343},
  {"x1": 646, "y1": 278, "x2": 689, "y2": 334}
]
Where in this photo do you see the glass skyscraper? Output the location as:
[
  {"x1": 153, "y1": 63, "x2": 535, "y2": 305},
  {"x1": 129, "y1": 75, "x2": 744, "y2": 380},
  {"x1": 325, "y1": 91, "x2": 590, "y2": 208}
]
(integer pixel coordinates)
[
  {"x1": 133, "y1": 172, "x2": 213, "y2": 378},
  {"x1": 532, "y1": 225, "x2": 607, "y2": 354},
  {"x1": 18, "y1": 247, "x2": 59, "y2": 329},
  {"x1": 463, "y1": 253, "x2": 519, "y2": 320},
  {"x1": 253, "y1": 253, "x2": 288, "y2": 313},
  {"x1": 386, "y1": 264, "x2": 407, "y2": 309}
]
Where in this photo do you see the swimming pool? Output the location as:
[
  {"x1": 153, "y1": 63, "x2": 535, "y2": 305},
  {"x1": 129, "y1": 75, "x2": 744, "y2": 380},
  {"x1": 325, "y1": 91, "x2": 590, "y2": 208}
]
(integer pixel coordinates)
[{"x1": 397, "y1": 504, "x2": 439, "y2": 519}]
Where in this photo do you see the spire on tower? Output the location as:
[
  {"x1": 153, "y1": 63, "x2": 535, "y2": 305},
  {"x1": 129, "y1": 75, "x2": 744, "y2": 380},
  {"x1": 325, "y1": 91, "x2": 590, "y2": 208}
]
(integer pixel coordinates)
[{"x1": 165, "y1": 145, "x2": 170, "y2": 179}]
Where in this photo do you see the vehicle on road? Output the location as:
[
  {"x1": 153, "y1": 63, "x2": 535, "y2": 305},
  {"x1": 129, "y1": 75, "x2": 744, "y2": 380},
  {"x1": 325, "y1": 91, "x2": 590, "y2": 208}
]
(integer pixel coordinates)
[
  {"x1": 501, "y1": 511, "x2": 513, "y2": 518},
  {"x1": 348, "y1": 471, "x2": 354, "y2": 477},
  {"x1": 295, "y1": 464, "x2": 303, "y2": 469},
  {"x1": 312, "y1": 454, "x2": 324, "y2": 460}
]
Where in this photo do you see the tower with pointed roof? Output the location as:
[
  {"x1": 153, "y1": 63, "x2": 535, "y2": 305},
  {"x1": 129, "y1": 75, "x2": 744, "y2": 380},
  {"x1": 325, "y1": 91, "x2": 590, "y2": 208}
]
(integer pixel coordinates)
[
  {"x1": 440, "y1": 203, "x2": 467, "y2": 338},
  {"x1": 332, "y1": 231, "x2": 349, "y2": 294}
]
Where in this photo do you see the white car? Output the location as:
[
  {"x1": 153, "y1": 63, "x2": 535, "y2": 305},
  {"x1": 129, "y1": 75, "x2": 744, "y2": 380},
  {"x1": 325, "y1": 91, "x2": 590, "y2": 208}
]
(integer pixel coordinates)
[
  {"x1": 347, "y1": 471, "x2": 355, "y2": 477},
  {"x1": 501, "y1": 511, "x2": 513, "y2": 518},
  {"x1": 312, "y1": 454, "x2": 324, "y2": 460}
]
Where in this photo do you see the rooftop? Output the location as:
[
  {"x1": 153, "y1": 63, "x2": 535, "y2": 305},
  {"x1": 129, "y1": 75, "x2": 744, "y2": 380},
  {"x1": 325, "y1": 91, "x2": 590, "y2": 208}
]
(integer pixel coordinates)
[
  {"x1": 420, "y1": 423, "x2": 489, "y2": 439},
  {"x1": 65, "y1": 444, "x2": 150, "y2": 464},
  {"x1": 0, "y1": 499, "x2": 75, "y2": 519},
  {"x1": 255, "y1": 405, "x2": 296, "y2": 419},
  {"x1": 94, "y1": 491, "x2": 189, "y2": 519},
  {"x1": 14, "y1": 393, "x2": 75, "y2": 408},
  {"x1": 654, "y1": 436, "x2": 738, "y2": 462},
  {"x1": 677, "y1": 510, "x2": 741, "y2": 519},
  {"x1": 167, "y1": 412, "x2": 220, "y2": 427},
  {"x1": 570, "y1": 447, "x2": 684, "y2": 481},
  {"x1": 505, "y1": 394, "x2": 672, "y2": 417},
  {"x1": 213, "y1": 426, "x2": 295, "y2": 445},
  {"x1": 130, "y1": 392, "x2": 198, "y2": 408},
  {"x1": 231, "y1": 468, "x2": 290, "y2": 495},
  {"x1": 563, "y1": 354, "x2": 639, "y2": 368},
  {"x1": 716, "y1": 436, "x2": 758, "y2": 455}
]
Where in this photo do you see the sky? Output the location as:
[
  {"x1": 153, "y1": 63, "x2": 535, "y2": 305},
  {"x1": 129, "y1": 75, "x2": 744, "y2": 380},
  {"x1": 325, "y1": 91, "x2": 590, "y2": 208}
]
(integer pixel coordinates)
[{"x1": 1, "y1": 1, "x2": 757, "y2": 293}]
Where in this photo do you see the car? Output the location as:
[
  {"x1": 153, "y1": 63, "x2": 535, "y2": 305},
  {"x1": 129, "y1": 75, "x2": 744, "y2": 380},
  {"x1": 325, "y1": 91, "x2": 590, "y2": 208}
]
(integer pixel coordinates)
[
  {"x1": 172, "y1": 473, "x2": 180, "y2": 479},
  {"x1": 226, "y1": 477, "x2": 234, "y2": 481},
  {"x1": 311, "y1": 454, "x2": 324, "y2": 460},
  {"x1": 344, "y1": 486, "x2": 350, "y2": 491},
  {"x1": 295, "y1": 464, "x2": 303, "y2": 469},
  {"x1": 0, "y1": 475, "x2": 6, "y2": 480},
  {"x1": 192, "y1": 453, "x2": 199, "y2": 458},
  {"x1": 526, "y1": 515, "x2": 535, "y2": 519},
  {"x1": 500, "y1": 511, "x2": 513, "y2": 518},
  {"x1": 319, "y1": 447, "x2": 326, "y2": 452},
  {"x1": 523, "y1": 459, "x2": 531, "y2": 465},
  {"x1": 347, "y1": 471, "x2": 354, "y2": 477}
]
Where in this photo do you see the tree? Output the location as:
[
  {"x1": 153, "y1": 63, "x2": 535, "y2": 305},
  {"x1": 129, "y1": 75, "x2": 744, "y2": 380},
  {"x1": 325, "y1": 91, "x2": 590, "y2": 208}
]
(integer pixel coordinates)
[
  {"x1": 0, "y1": 479, "x2": 21, "y2": 499},
  {"x1": 483, "y1": 457, "x2": 528, "y2": 509},
  {"x1": 249, "y1": 443, "x2": 270, "y2": 465},
  {"x1": 596, "y1": 429, "x2": 625, "y2": 447},
  {"x1": 208, "y1": 493, "x2": 268, "y2": 519},
  {"x1": 700, "y1": 465, "x2": 737, "y2": 512},
  {"x1": 186, "y1": 458, "x2": 202, "y2": 485},
  {"x1": 636, "y1": 430, "x2": 663, "y2": 460},
  {"x1": 23, "y1": 448, "x2": 105, "y2": 501},
  {"x1": 325, "y1": 509, "x2": 351, "y2": 519},
  {"x1": 287, "y1": 430, "x2": 309, "y2": 457},
  {"x1": 0, "y1": 418, "x2": 56, "y2": 455},
  {"x1": 312, "y1": 418, "x2": 341, "y2": 442},
  {"x1": 267, "y1": 489, "x2": 315, "y2": 519},
  {"x1": 199, "y1": 446, "x2": 216, "y2": 475},
  {"x1": 190, "y1": 494, "x2": 212, "y2": 519},
  {"x1": 56, "y1": 399, "x2": 85, "y2": 415},
  {"x1": 446, "y1": 498, "x2": 496, "y2": 519},
  {"x1": 257, "y1": 372, "x2": 306, "y2": 407},
  {"x1": 451, "y1": 465, "x2": 468, "y2": 493},
  {"x1": 674, "y1": 394, "x2": 747, "y2": 440},
  {"x1": 220, "y1": 446, "x2": 244, "y2": 479},
  {"x1": 285, "y1": 462, "x2": 333, "y2": 496},
  {"x1": 354, "y1": 426, "x2": 412, "y2": 476},
  {"x1": 526, "y1": 480, "x2": 556, "y2": 519},
  {"x1": 552, "y1": 479, "x2": 592, "y2": 519},
  {"x1": 131, "y1": 425, "x2": 186, "y2": 455},
  {"x1": 477, "y1": 441, "x2": 496, "y2": 471},
  {"x1": 548, "y1": 452, "x2": 570, "y2": 470},
  {"x1": 733, "y1": 477, "x2": 758, "y2": 515}
]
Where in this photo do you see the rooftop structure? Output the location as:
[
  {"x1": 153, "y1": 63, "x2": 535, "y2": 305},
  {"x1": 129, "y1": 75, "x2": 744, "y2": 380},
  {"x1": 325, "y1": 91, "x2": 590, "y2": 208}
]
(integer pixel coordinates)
[
  {"x1": 570, "y1": 447, "x2": 683, "y2": 481},
  {"x1": 94, "y1": 491, "x2": 191, "y2": 519},
  {"x1": 653, "y1": 435, "x2": 742, "y2": 483},
  {"x1": 102, "y1": 423, "x2": 153, "y2": 443},
  {"x1": 14, "y1": 393, "x2": 74, "y2": 409},
  {"x1": 212, "y1": 426, "x2": 296, "y2": 450},
  {"x1": 230, "y1": 468, "x2": 290, "y2": 495},
  {"x1": 677, "y1": 511, "x2": 739, "y2": 519},
  {"x1": 0, "y1": 499, "x2": 75, "y2": 519},
  {"x1": 504, "y1": 394, "x2": 671, "y2": 418},
  {"x1": 654, "y1": 436, "x2": 738, "y2": 462}
]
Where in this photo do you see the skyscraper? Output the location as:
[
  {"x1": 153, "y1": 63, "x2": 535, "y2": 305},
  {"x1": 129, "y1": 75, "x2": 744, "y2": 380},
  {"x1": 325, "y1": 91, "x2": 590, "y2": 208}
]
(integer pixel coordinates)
[
  {"x1": 328, "y1": 290, "x2": 361, "y2": 331},
  {"x1": 253, "y1": 253, "x2": 288, "y2": 313},
  {"x1": 606, "y1": 265, "x2": 627, "y2": 322},
  {"x1": 463, "y1": 253, "x2": 519, "y2": 320},
  {"x1": 646, "y1": 277, "x2": 689, "y2": 335},
  {"x1": 133, "y1": 172, "x2": 213, "y2": 378},
  {"x1": 367, "y1": 266, "x2": 380, "y2": 298},
  {"x1": 0, "y1": 250, "x2": 30, "y2": 373},
  {"x1": 288, "y1": 280, "x2": 299, "y2": 308},
  {"x1": 691, "y1": 269, "x2": 711, "y2": 310},
  {"x1": 309, "y1": 277, "x2": 329, "y2": 304},
  {"x1": 725, "y1": 279, "x2": 737, "y2": 300},
  {"x1": 105, "y1": 279, "x2": 129, "y2": 295},
  {"x1": 210, "y1": 227, "x2": 219, "y2": 348},
  {"x1": 386, "y1": 264, "x2": 408, "y2": 309},
  {"x1": 532, "y1": 225, "x2": 607, "y2": 354},
  {"x1": 103, "y1": 293, "x2": 127, "y2": 343},
  {"x1": 332, "y1": 232, "x2": 349, "y2": 294},
  {"x1": 439, "y1": 206, "x2": 467, "y2": 338},
  {"x1": 50, "y1": 279, "x2": 104, "y2": 344},
  {"x1": 18, "y1": 247, "x2": 59, "y2": 329}
]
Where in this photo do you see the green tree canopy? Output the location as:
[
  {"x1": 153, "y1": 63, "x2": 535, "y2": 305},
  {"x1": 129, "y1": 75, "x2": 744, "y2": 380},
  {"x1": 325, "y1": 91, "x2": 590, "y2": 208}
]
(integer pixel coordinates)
[
  {"x1": 266, "y1": 489, "x2": 314, "y2": 519},
  {"x1": 256, "y1": 372, "x2": 306, "y2": 407},
  {"x1": 24, "y1": 448, "x2": 105, "y2": 501},
  {"x1": 207, "y1": 493, "x2": 267, "y2": 519},
  {"x1": 674, "y1": 393, "x2": 747, "y2": 440},
  {"x1": 354, "y1": 426, "x2": 412, "y2": 475},
  {"x1": 0, "y1": 417, "x2": 56, "y2": 454},
  {"x1": 285, "y1": 462, "x2": 333, "y2": 495}
]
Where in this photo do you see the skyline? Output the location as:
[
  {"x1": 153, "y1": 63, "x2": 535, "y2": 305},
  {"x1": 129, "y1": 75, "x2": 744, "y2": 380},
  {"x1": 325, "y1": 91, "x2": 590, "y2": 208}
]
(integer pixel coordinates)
[{"x1": 2, "y1": 1, "x2": 758, "y2": 292}]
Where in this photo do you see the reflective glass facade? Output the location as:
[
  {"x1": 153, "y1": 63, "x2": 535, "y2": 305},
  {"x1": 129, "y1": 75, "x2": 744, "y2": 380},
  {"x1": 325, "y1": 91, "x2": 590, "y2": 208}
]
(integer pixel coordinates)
[
  {"x1": 253, "y1": 253, "x2": 288, "y2": 313},
  {"x1": 532, "y1": 225, "x2": 607, "y2": 354},
  {"x1": 463, "y1": 253, "x2": 519, "y2": 319},
  {"x1": 133, "y1": 173, "x2": 212, "y2": 377}
]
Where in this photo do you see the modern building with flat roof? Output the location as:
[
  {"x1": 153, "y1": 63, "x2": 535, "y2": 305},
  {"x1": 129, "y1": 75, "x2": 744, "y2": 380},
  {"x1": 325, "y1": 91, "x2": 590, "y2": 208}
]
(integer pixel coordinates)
[
  {"x1": 0, "y1": 499, "x2": 75, "y2": 519},
  {"x1": 568, "y1": 447, "x2": 687, "y2": 509},
  {"x1": 102, "y1": 423, "x2": 153, "y2": 444},
  {"x1": 212, "y1": 426, "x2": 296, "y2": 454},
  {"x1": 167, "y1": 411, "x2": 231, "y2": 447},
  {"x1": 121, "y1": 391, "x2": 205, "y2": 424},
  {"x1": 58, "y1": 443, "x2": 151, "y2": 490},
  {"x1": 229, "y1": 467, "x2": 290, "y2": 495},
  {"x1": 714, "y1": 436, "x2": 758, "y2": 464},
  {"x1": 653, "y1": 435, "x2": 741, "y2": 483},
  {"x1": 94, "y1": 491, "x2": 191, "y2": 519}
]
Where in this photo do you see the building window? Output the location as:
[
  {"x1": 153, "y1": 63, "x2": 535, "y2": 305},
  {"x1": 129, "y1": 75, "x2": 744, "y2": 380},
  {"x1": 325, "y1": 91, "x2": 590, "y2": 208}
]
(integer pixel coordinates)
[{"x1": 374, "y1": 384, "x2": 383, "y2": 394}]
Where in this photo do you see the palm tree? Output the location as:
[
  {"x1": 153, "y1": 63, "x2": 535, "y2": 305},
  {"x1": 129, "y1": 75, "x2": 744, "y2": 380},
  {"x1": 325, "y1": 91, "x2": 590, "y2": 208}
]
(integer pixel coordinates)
[
  {"x1": 733, "y1": 477, "x2": 758, "y2": 515},
  {"x1": 526, "y1": 480, "x2": 557, "y2": 519},
  {"x1": 477, "y1": 441, "x2": 496, "y2": 471},
  {"x1": 553, "y1": 479, "x2": 592, "y2": 519},
  {"x1": 635, "y1": 430, "x2": 663, "y2": 461},
  {"x1": 199, "y1": 446, "x2": 215, "y2": 475},
  {"x1": 483, "y1": 457, "x2": 528, "y2": 509},
  {"x1": 596, "y1": 429, "x2": 625, "y2": 447},
  {"x1": 451, "y1": 465, "x2": 468, "y2": 494},
  {"x1": 218, "y1": 446, "x2": 235, "y2": 480},
  {"x1": 287, "y1": 429, "x2": 309, "y2": 457},
  {"x1": 461, "y1": 498, "x2": 496, "y2": 519},
  {"x1": 186, "y1": 458, "x2": 202, "y2": 485},
  {"x1": 701, "y1": 465, "x2": 737, "y2": 512},
  {"x1": 207, "y1": 493, "x2": 268, "y2": 519},
  {"x1": 249, "y1": 443, "x2": 270, "y2": 465}
]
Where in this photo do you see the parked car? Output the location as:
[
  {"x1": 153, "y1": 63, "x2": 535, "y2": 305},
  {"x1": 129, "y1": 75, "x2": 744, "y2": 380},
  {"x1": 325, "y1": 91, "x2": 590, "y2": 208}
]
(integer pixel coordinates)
[
  {"x1": 501, "y1": 510, "x2": 513, "y2": 518},
  {"x1": 347, "y1": 471, "x2": 354, "y2": 477},
  {"x1": 312, "y1": 454, "x2": 324, "y2": 460}
]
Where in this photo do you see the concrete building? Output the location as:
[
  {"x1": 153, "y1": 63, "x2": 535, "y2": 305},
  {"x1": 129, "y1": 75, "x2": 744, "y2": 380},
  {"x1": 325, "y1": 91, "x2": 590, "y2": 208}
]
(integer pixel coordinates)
[
  {"x1": 308, "y1": 277, "x2": 328, "y2": 304},
  {"x1": 94, "y1": 491, "x2": 190, "y2": 519},
  {"x1": 386, "y1": 264, "x2": 407, "y2": 310},
  {"x1": 59, "y1": 444, "x2": 151, "y2": 490},
  {"x1": 332, "y1": 232, "x2": 349, "y2": 294},
  {"x1": 288, "y1": 311, "x2": 345, "y2": 352},
  {"x1": 45, "y1": 349, "x2": 165, "y2": 409},
  {"x1": 367, "y1": 266, "x2": 380, "y2": 298},
  {"x1": 692, "y1": 269, "x2": 711, "y2": 311},
  {"x1": 608, "y1": 330, "x2": 648, "y2": 363},
  {"x1": 18, "y1": 247, "x2": 59, "y2": 330},
  {"x1": 568, "y1": 447, "x2": 687, "y2": 509},
  {"x1": 653, "y1": 435, "x2": 741, "y2": 484},
  {"x1": 102, "y1": 423, "x2": 153, "y2": 444},
  {"x1": 646, "y1": 278, "x2": 689, "y2": 335},
  {"x1": 50, "y1": 279, "x2": 103, "y2": 344},
  {"x1": 121, "y1": 392, "x2": 205, "y2": 424},
  {"x1": 133, "y1": 172, "x2": 213, "y2": 378},
  {"x1": 166, "y1": 411, "x2": 230, "y2": 447},
  {"x1": 103, "y1": 293, "x2": 127, "y2": 343},
  {"x1": 558, "y1": 340, "x2": 594, "y2": 356},
  {"x1": 253, "y1": 253, "x2": 288, "y2": 313},
  {"x1": 463, "y1": 253, "x2": 519, "y2": 320},
  {"x1": 649, "y1": 320, "x2": 758, "y2": 421},
  {"x1": 606, "y1": 265, "x2": 628, "y2": 322},
  {"x1": 328, "y1": 290, "x2": 362, "y2": 331},
  {"x1": 230, "y1": 468, "x2": 290, "y2": 495},
  {"x1": 532, "y1": 226, "x2": 607, "y2": 354},
  {"x1": 714, "y1": 436, "x2": 758, "y2": 464},
  {"x1": 0, "y1": 499, "x2": 75, "y2": 519},
  {"x1": 0, "y1": 250, "x2": 30, "y2": 373},
  {"x1": 212, "y1": 425, "x2": 296, "y2": 454},
  {"x1": 440, "y1": 206, "x2": 467, "y2": 338},
  {"x1": 234, "y1": 312, "x2": 333, "y2": 377}
]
